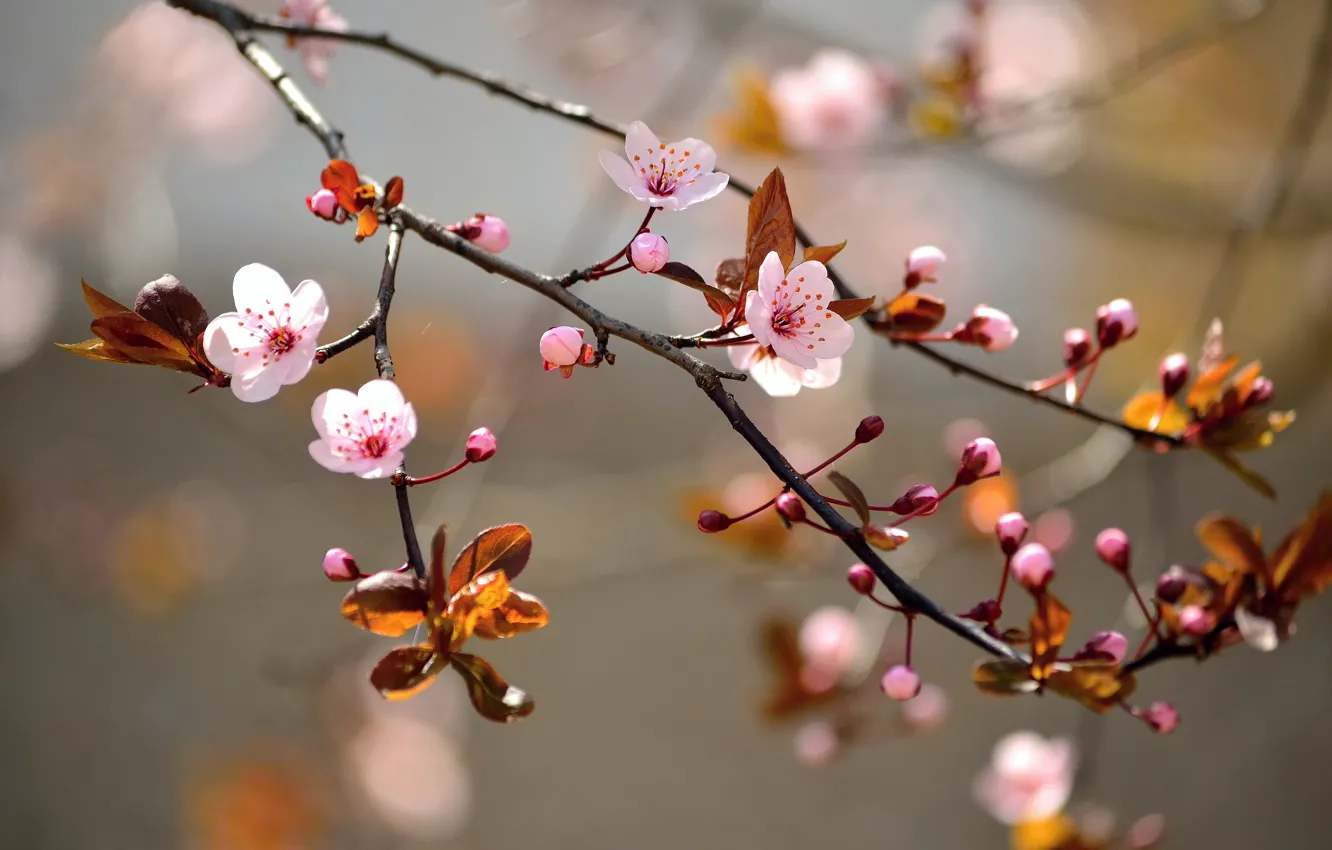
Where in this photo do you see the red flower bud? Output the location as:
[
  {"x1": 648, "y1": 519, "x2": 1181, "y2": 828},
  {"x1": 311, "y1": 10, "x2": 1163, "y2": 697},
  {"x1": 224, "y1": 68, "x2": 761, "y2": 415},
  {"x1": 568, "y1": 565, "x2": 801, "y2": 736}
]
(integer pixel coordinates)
[
  {"x1": 465, "y1": 427, "x2": 497, "y2": 462},
  {"x1": 1094, "y1": 527, "x2": 1131, "y2": 573},
  {"x1": 322, "y1": 547, "x2": 361, "y2": 582},
  {"x1": 1062, "y1": 328, "x2": 1093, "y2": 369},
  {"x1": 954, "y1": 437, "x2": 1002, "y2": 486},
  {"x1": 1095, "y1": 298, "x2": 1138, "y2": 348},
  {"x1": 1074, "y1": 630, "x2": 1128, "y2": 663},
  {"x1": 697, "y1": 510, "x2": 732, "y2": 533},
  {"x1": 1179, "y1": 604, "x2": 1215, "y2": 637},
  {"x1": 1141, "y1": 701, "x2": 1179, "y2": 734},
  {"x1": 847, "y1": 563, "x2": 876, "y2": 595},
  {"x1": 1155, "y1": 565, "x2": 1192, "y2": 603},
  {"x1": 775, "y1": 492, "x2": 806, "y2": 523},
  {"x1": 1245, "y1": 376, "x2": 1274, "y2": 408},
  {"x1": 890, "y1": 484, "x2": 939, "y2": 516},
  {"x1": 1158, "y1": 353, "x2": 1190, "y2": 399},
  {"x1": 855, "y1": 415, "x2": 885, "y2": 444}
]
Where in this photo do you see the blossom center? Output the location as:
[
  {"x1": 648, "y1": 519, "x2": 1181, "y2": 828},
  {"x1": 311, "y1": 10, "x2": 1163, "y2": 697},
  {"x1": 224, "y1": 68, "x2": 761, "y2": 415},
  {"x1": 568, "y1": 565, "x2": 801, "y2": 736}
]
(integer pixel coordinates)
[
  {"x1": 267, "y1": 325, "x2": 298, "y2": 354},
  {"x1": 361, "y1": 432, "x2": 389, "y2": 458},
  {"x1": 769, "y1": 300, "x2": 807, "y2": 339},
  {"x1": 646, "y1": 158, "x2": 678, "y2": 197}
]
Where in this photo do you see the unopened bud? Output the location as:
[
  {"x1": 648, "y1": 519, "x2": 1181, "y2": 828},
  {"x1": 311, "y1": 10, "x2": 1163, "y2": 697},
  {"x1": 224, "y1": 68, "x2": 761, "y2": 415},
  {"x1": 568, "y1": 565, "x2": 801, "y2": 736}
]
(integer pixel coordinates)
[
  {"x1": 890, "y1": 483, "x2": 939, "y2": 516},
  {"x1": 1155, "y1": 565, "x2": 1192, "y2": 603},
  {"x1": 1141, "y1": 701, "x2": 1179, "y2": 734},
  {"x1": 880, "y1": 664, "x2": 922, "y2": 701},
  {"x1": 865, "y1": 524, "x2": 910, "y2": 551},
  {"x1": 904, "y1": 245, "x2": 946, "y2": 287},
  {"x1": 1245, "y1": 376, "x2": 1274, "y2": 408},
  {"x1": 855, "y1": 415, "x2": 885, "y2": 443},
  {"x1": 697, "y1": 510, "x2": 732, "y2": 533},
  {"x1": 465, "y1": 427, "x2": 497, "y2": 462},
  {"x1": 1011, "y1": 542, "x2": 1054, "y2": 591},
  {"x1": 847, "y1": 563, "x2": 876, "y2": 595},
  {"x1": 1062, "y1": 328, "x2": 1093, "y2": 369},
  {"x1": 460, "y1": 213, "x2": 510, "y2": 253},
  {"x1": 954, "y1": 437, "x2": 1002, "y2": 486},
  {"x1": 1179, "y1": 604, "x2": 1215, "y2": 636},
  {"x1": 775, "y1": 492, "x2": 806, "y2": 523},
  {"x1": 628, "y1": 232, "x2": 670, "y2": 273},
  {"x1": 540, "y1": 325, "x2": 585, "y2": 368},
  {"x1": 994, "y1": 511, "x2": 1029, "y2": 555},
  {"x1": 1094, "y1": 527, "x2": 1131, "y2": 573},
  {"x1": 1158, "y1": 353, "x2": 1190, "y2": 399},
  {"x1": 960, "y1": 599, "x2": 1001, "y2": 623},
  {"x1": 1095, "y1": 298, "x2": 1138, "y2": 348},
  {"x1": 962, "y1": 305, "x2": 1019, "y2": 352},
  {"x1": 306, "y1": 188, "x2": 339, "y2": 220},
  {"x1": 322, "y1": 547, "x2": 361, "y2": 582},
  {"x1": 1075, "y1": 630, "x2": 1128, "y2": 663}
]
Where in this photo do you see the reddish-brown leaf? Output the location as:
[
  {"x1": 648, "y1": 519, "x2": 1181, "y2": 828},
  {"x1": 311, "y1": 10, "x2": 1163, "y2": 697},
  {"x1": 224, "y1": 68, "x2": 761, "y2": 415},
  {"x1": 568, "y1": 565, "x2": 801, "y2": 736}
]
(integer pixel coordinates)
[
  {"x1": 448, "y1": 524, "x2": 533, "y2": 598},
  {"x1": 972, "y1": 660, "x2": 1039, "y2": 696},
  {"x1": 826, "y1": 471, "x2": 870, "y2": 526},
  {"x1": 714, "y1": 258, "x2": 745, "y2": 299},
  {"x1": 80, "y1": 279, "x2": 132, "y2": 318},
  {"x1": 340, "y1": 571, "x2": 428, "y2": 637},
  {"x1": 427, "y1": 524, "x2": 449, "y2": 614},
  {"x1": 134, "y1": 274, "x2": 210, "y2": 351},
  {"x1": 383, "y1": 176, "x2": 404, "y2": 209},
  {"x1": 1272, "y1": 491, "x2": 1332, "y2": 601},
  {"x1": 654, "y1": 262, "x2": 738, "y2": 318},
  {"x1": 471, "y1": 589, "x2": 550, "y2": 640},
  {"x1": 886, "y1": 293, "x2": 947, "y2": 334},
  {"x1": 1186, "y1": 353, "x2": 1238, "y2": 412},
  {"x1": 759, "y1": 617, "x2": 841, "y2": 720},
  {"x1": 450, "y1": 653, "x2": 534, "y2": 722},
  {"x1": 739, "y1": 168, "x2": 796, "y2": 314},
  {"x1": 1122, "y1": 391, "x2": 1189, "y2": 434},
  {"x1": 90, "y1": 314, "x2": 200, "y2": 373},
  {"x1": 369, "y1": 645, "x2": 442, "y2": 700},
  {"x1": 1045, "y1": 662, "x2": 1135, "y2": 713},
  {"x1": 57, "y1": 338, "x2": 143, "y2": 364},
  {"x1": 802, "y1": 241, "x2": 847, "y2": 266},
  {"x1": 446, "y1": 570, "x2": 513, "y2": 651},
  {"x1": 321, "y1": 159, "x2": 362, "y2": 211},
  {"x1": 704, "y1": 290, "x2": 736, "y2": 322},
  {"x1": 1029, "y1": 592, "x2": 1072, "y2": 681},
  {"x1": 354, "y1": 207, "x2": 379, "y2": 242},
  {"x1": 827, "y1": 297, "x2": 875, "y2": 322},
  {"x1": 1196, "y1": 514, "x2": 1266, "y2": 579}
]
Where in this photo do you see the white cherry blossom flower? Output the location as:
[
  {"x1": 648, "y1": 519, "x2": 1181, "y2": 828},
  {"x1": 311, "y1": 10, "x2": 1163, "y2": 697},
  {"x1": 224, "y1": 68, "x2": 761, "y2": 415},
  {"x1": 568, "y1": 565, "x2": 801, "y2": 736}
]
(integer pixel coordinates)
[
  {"x1": 598, "y1": 121, "x2": 729, "y2": 212},
  {"x1": 204, "y1": 263, "x2": 328, "y2": 403},
  {"x1": 973, "y1": 731, "x2": 1076, "y2": 825},
  {"x1": 309, "y1": 379, "x2": 418, "y2": 479},
  {"x1": 744, "y1": 251, "x2": 853, "y2": 369},
  {"x1": 727, "y1": 335, "x2": 841, "y2": 397}
]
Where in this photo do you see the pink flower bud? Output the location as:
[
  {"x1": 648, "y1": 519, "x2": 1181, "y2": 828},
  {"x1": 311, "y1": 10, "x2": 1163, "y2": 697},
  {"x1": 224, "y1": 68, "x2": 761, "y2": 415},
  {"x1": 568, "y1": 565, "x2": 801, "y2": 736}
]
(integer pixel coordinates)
[
  {"x1": 1179, "y1": 604, "x2": 1215, "y2": 636},
  {"x1": 306, "y1": 188, "x2": 339, "y2": 220},
  {"x1": 1158, "y1": 353, "x2": 1190, "y2": 399},
  {"x1": 954, "y1": 436, "x2": 1002, "y2": 486},
  {"x1": 465, "y1": 427, "x2": 497, "y2": 462},
  {"x1": 994, "y1": 511, "x2": 1029, "y2": 555},
  {"x1": 1126, "y1": 814, "x2": 1167, "y2": 849},
  {"x1": 1141, "y1": 701, "x2": 1179, "y2": 734},
  {"x1": 890, "y1": 484, "x2": 939, "y2": 516},
  {"x1": 322, "y1": 547, "x2": 361, "y2": 582},
  {"x1": 1062, "y1": 328, "x2": 1093, "y2": 369},
  {"x1": 800, "y1": 606, "x2": 861, "y2": 674},
  {"x1": 697, "y1": 510, "x2": 732, "y2": 533},
  {"x1": 855, "y1": 415, "x2": 885, "y2": 443},
  {"x1": 847, "y1": 563, "x2": 876, "y2": 595},
  {"x1": 1245, "y1": 376, "x2": 1274, "y2": 408},
  {"x1": 966, "y1": 305, "x2": 1019, "y2": 352},
  {"x1": 793, "y1": 721, "x2": 840, "y2": 766},
  {"x1": 628, "y1": 232, "x2": 669, "y2": 273},
  {"x1": 901, "y1": 683, "x2": 949, "y2": 732},
  {"x1": 1075, "y1": 630, "x2": 1128, "y2": 663},
  {"x1": 905, "y1": 245, "x2": 946, "y2": 286},
  {"x1": 1155, "y1": 565, "x2": 1192, "y2": 603},
  {"x1": 775, "y1": 491, "x2": 806, "y2": 523},
  {"x1": 462, "y1": 213, "x2": 510, "y2": 253},
  {"x1": 540, "y1": 326, "x2": 585, "y2": 368},
  {"x1": 880, "y1": 664, "x2": 922, "y2": 701},
  {"x1": 1011, "y1": 542, "x2": 1054, "y2": 591},
  {"x1": 1094, "y1": 528, "x2": 1131, "y2": 573},
  {"x1": 1095, "y1": 298, "x2": 1138, "y2": 348}
]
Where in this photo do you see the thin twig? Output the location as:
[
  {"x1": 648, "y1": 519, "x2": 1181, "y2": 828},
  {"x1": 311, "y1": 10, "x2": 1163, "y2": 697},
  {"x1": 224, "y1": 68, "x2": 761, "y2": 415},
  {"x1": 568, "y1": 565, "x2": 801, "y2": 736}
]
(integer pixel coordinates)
[{"x1": 164, "y1": 0, "x2": 1173, "y2": 444}]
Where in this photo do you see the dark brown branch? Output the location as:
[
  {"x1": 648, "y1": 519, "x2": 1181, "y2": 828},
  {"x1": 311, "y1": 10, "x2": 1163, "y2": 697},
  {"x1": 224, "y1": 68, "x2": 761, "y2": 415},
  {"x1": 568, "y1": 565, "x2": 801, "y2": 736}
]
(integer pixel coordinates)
[
  {"x1": 163, "y1": 0, "x2": 1177, "y2": 444},
  {"x1": 371, "y1": 222, "x2": 405, "y2": 380}
]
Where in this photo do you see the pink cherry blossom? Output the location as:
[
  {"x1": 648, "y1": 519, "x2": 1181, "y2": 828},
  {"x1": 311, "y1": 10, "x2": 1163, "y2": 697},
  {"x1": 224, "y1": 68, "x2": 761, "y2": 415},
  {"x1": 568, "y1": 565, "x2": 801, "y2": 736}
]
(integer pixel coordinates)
[
  {"x1": 459, "y1": 214, "x2": 510, "y2": 254},
  {"x1": 769, "y1": 50, "x2": 886, "y2": 151},
  {"x1": 793, "y1": 721, "x2": 840, "y2": 766},
  {"x1": 726, "y1": 334, "x2": 841, "y2": 397},
  {"x1": 901, "y1": 683, "x2": 949, "y2": 732},
  {"x1": 798, "y1": 606, "x2": 861, "y2": 678},
  {"x1": 744, "y1": 252, "x2": 854, "y2": 370},
  {"x1": 965, "y1": 305, "x2": 1019, "y2": 351},
  {"x1": 629, "y1": 232, "x2": 670, "y2": 273},
  {"x1": 323, "y1": 547, "x2": 361, "y2": 582},
  {"x1": 995, "y1": 511, "x2": 1029, "y2": 555},
  {"x1": 1094, "y1": 527, "x2": 1131, "y2": 572},
  {"x1": 465, "y1": 427, "x2": 497, "y2": 462},
  {"x1": 1011, "y1": 542, "x2": 1054, "y2": 590},
  {"x1": 309, "y1": 379, "x2": 418, "y2": 479},
  {"x1": 306, "y1": 188, "x2": 339, "y2": 219},
  {"x1": 955, "y1": 436, "x2": 1002, "y2": 485},
  {"x1": 1141, "y1": 701, "x2": 1179, "y2": 734},
  {"x1": 973, "y1": 731, "x2": 1077, "y2": 825},
  {"x1": 880, "y1": 665, "x2": 922, "y2": 701},
  {"x1": 540, "y1": 326, "x2": 584, "y2": 368},
  {"x1": 204, "y1": 263, "x2": 328, "y2": 403},
  {"x1": 598, "y1": 121, "x2": 729, "y2": 212},
  {"x1": 906, "y1": 245, "x2": 946, "y2": 285},
  {"x1": 280, "y1": 1, "x2": 348, "y2": 85}
]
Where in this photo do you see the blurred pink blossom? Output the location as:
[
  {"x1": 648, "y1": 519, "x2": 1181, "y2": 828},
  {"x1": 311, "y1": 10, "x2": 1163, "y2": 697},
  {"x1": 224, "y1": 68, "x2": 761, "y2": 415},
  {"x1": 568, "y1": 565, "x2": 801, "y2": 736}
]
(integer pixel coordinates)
[
  {"x1": 901, "y1": 682, "x2": 949, "y2": 732},
  {"x1": 727, "y1": 336, "x2": 841, "y2": 397},
  {"x1": 769, "y1": 50, "x2": 886, "y2": 151},
  {"x1": 280, "y1": 1, "x2": 350, "y2": 85},
  {"x1": 798, "y1": 606, "x2": 861, "y2": 683},
  {"x1": 973, "y1": 731, "x2": 1076, "y2": 825}
]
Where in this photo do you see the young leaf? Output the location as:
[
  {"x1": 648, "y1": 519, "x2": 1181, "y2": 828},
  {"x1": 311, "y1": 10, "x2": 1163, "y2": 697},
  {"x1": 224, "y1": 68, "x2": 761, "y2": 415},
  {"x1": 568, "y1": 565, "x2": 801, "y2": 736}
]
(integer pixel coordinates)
[
  {"x1": 885, "y1": 293, "x2": 947, "y2": 334},
  {"x1": 1271, "y1": 491, "x2": 1332, "y2": 601},
  {"x1": 369, "y1": 645, "x2": 442, "y2": 700},
  {"x1": 321, "y1": 159, "x2": 363, "y2": 212},
  {"x1": 1045, "y1": 662, "x2": 1135, "y2": 713},
  {"x1": 340, "y1": 571, "x2": 428, "y2": 636},
  {"x1": 803, "y1": 241, "x2": 847, "y2": 266},
  {"x1": 80, "y1": 279, "x2": 132, "y2": 318},
  {"x1": 826, "y1": 471, "x2": 870, "y2": 526},
  {"x1": 759, "y1": 617, "x2": 841, "y2": 720},
  {"x1": 655, "y1": 262, "x2": 738, "y2": 319},
  {"x1": 448, "y1": 524, "x2": 533, "y2": 597},
  {"x1": 446, "y1": 571, "x2": 514, "y2": 651},
  {"x1": 827, "y1": 297, "x2": 875, "y2": 322},
  {"x1": 134, "y1": 274, "x2": 210, "y2": 349},
  {"x1": 972, "y1": 660, "x2": 1039, "y2": 696},
  {"x1": 469, "y1": 588, "x2": 550, "y2": 640},
  {"x1": 714, "y1": 258, "x2": 745, "y2": 299},
  {"x1": 705, "y1": 291, "x2": 736, "y2": 322},
  {"x1": 1202, "y1": 448, "x2": 1277, "y2": 500},
  {"x1": 90, "y1": 315, "x2": 199, "y2": 373},
  {"x1": 450, "y1": 653, "x2": 535, "y2": 723},
  {"x1": 1196, "y1": 515, "x2": 1266, "y2": 578},
  {"x1": 1122, "y1": 392, "x2": 1188, "y2": 434},
  {"x1": 1028, "y1": 592, "x2": 1072, "y2": 681},
  {"x1": 383, "y1": 176, "x2": 404, "y2": 209},
  {"x1": 427, "y1": 524, "x2": 449, "y2": 613},
  {"x1": 740, "y1": 168, "x2": 796, "y2": 311},
  {"x1": 56, "y1": 338, "x2": 142, "y2": 364},
  {"x1": 355, "y1": 207, "x2": 379, "y2": 242}
]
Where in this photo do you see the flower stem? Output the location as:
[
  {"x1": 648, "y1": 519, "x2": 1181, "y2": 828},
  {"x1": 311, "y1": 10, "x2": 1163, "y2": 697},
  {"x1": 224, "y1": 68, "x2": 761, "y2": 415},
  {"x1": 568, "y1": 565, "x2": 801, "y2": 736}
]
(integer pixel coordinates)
[
  {"x1": 1071, "y1": 349, "x2": 1103, "y2": 405},
  {"x1": 587, "y1": 207, "x2": 656, "y2": 272},
  {"x1": 405, "y1": 458, "x2": 470, "y2": 486}
]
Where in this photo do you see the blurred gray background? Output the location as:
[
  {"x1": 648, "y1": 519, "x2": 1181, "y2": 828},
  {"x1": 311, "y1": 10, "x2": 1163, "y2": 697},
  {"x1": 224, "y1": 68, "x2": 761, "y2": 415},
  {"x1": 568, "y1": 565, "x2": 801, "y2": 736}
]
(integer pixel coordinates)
[{"x1": 3, "y1": 0, "x2": 1332, "y2": 847}]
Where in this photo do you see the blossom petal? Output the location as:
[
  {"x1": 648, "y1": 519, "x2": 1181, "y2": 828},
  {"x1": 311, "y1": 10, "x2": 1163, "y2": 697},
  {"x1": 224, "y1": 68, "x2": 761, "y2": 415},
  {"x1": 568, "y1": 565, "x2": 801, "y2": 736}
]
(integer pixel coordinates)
[
  {"x1": 749, "y1": 355, "x2": 803, "y2": 397},
  {"x1": 203, "y1": 311, "x2": 244, "y2": 373},
  {"x1": 598, "y1": 150, "x2": 642, "y2": 197},
  {"x1": 784, "y1": 260, "x2": 834, "y2": 299},
  {"x1": 277, "y1": 343, "x2": 317, "y2": 387},
  {"x1": 802, "y1": 355, "x2": 842, "y2": 389},
  {"x1": 232, "y1": 263, "x2": 290, "y2": 311},
  {"x1": 624, "y1": 121, "x2": 663, "y2": 161},
  {"x1": 312, "y1": 388, "x2": 359, "y2": 439},
  {"x1": 770, "y1": 335, "x2": 818, "y2": 370},
  {"x1": 675, "y1": 171, "x2": 729, "y2": 209},
  {"x1": 757, "y1": 251, "x2": 786, "y2": 303},
  {"x1": 1235, "y1": 606, "x2": 1280, "y2": 652},
  {"x1": 727, "y1": 340, "x2": 764, "y2": 371},
  {"x1": 289, "y1": 279, "x2": 329, "y2": 334},
  {"x1": 745, "y1": 292, "x2": 774, "y2": 348},
  {"x1": 356, "y1": 450, "x2": 404, "y2": 480},
  {"x1": 357, "y1": 378, "x2": 407, "y2": 416},
  {"x1": 230, "y1": 358, "x2": 287, "y2": 402},
  {"x1": 673, "y1": 137, "x2": 716, "y2": 175},
  {"x1": 309, "y1": 438, "x2": 357, "y2": 473}
]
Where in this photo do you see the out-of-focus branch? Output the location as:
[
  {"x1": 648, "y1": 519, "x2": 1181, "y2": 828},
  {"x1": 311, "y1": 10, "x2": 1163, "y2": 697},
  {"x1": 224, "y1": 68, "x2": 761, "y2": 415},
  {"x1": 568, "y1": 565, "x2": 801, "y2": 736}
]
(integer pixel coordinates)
[{"x1": 164, "y1": 0, "x2": 1173, "y2": 445}]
